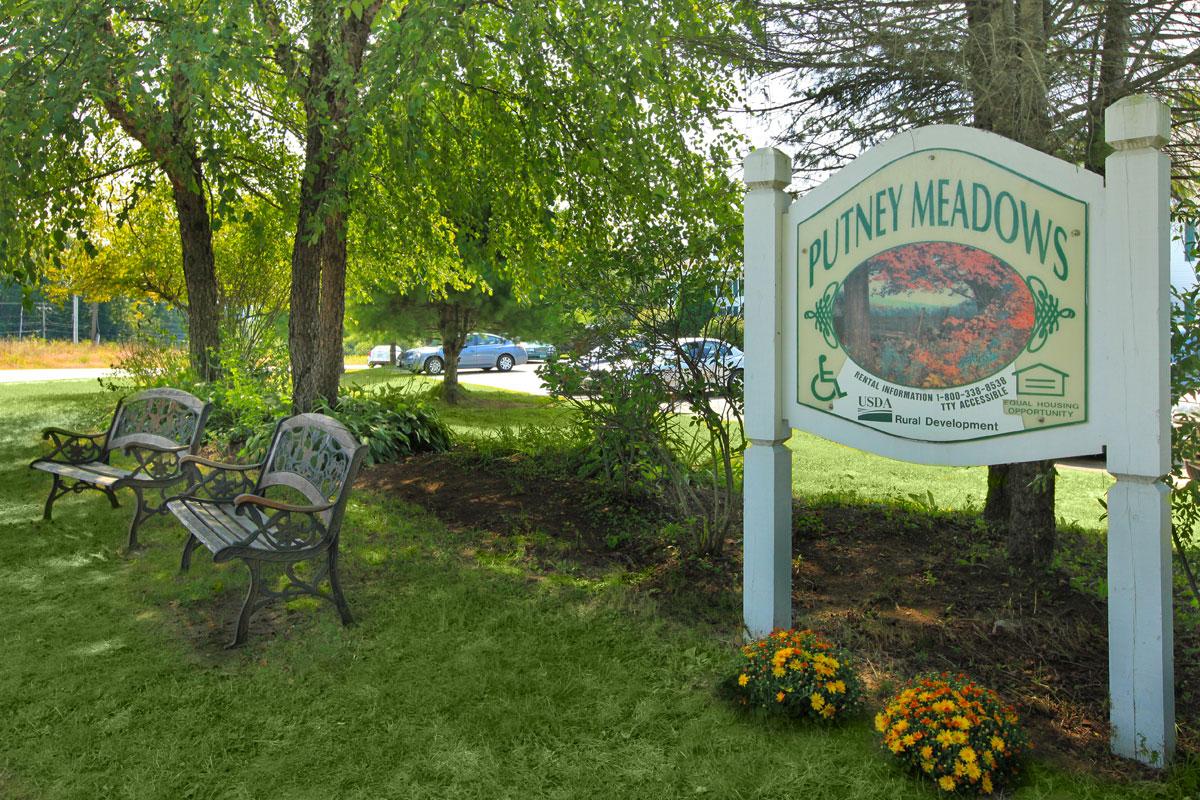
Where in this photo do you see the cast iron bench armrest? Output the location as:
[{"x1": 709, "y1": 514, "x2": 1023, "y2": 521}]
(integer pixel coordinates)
[
  {"x1": 119, "y1": 441, "x2": 192, "y2": 483},
  {"x1": 216, "y1": 494, "x2": 335, "y2": 555},
  {"x1": 179, "y1": 454, "x2": 261, "y2": 471},
  {"x1": 177, "y1": 456, "x2": 264, "y2": 502},
  {"x1": 233, "y1": 494, "x2": 335, "y2": 515},
  {"x1": 37, "y1": 428, "x2": 107, "y2": 464}
]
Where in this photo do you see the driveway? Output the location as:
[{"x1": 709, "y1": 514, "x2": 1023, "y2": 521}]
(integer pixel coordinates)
[
  {"x1": 383, "y1": 362, "x2": 550, "y2": 395},
  {"x1": 0, "y1": 368, "x2": 114, "y2": 384}
]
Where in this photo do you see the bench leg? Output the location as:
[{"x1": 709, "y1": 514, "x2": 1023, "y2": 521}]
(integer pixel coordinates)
[
  {"x1": 180, "y1": 533, "x2": 200, "y2": 573},
  {"x1": 42, "y1": 475, "x2": 62, "y2": 521},
  {"x1": 103, "y1": 487, "x2": 120, "y2": 509},
  {"x1": 328, "y1": 546, "x2": 353, "y2": 626},
  {"x1": 126, "y1": 488, "x2": 150, "y2": 550},
  {"x1": 230, "y1": 560, "x2": 263, "y2": 648}
]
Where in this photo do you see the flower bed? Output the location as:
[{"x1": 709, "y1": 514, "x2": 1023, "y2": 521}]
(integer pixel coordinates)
[
  {"x1": 728, "y1": 629, "x2": 861, "y2": 720},
  {"x1": 875, "y1": 673, "x2": 1028, "y2": 794}
]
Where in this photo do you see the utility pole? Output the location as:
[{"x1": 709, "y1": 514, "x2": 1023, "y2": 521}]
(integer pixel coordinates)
[
  {"x1": 72, "y1": 295, "x2": 79, "y2": 344},
  {"x1": 40, "y1": 303, "x2": 46, "y2": 339},
  {"x1": 17, "y1": 305, "x2": 23, "y2": 339},
  {"x1": 90, "y1": 302, "x2": 99, "y2": 344}
]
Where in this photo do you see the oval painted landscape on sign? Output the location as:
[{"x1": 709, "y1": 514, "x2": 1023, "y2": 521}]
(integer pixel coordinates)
[{"x1": 832, "y1": 242, "x2": 1035, "y2": 389}]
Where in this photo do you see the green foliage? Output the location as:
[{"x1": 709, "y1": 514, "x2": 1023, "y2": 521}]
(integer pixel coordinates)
[
  {"x1": 725, "y1": 629, "x2": 862, "y2": 722},
  {"x1": 875, "y1": 674, "x2": 1030, "y2": 795},
  {"x1": 541, "y1": 345, "x2": 676, "y2": 499},
  {"x1": 1170, "y1": 272, "x2": 1200, "y2": 606},
  {"x1": 317, "y1": 383, "x2": 452, "y2": 466}
]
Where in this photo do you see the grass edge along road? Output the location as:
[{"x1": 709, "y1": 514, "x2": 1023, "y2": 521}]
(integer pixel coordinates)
[{"x1": 0, "y1": 378, "x2": 1185, "y2": 800}]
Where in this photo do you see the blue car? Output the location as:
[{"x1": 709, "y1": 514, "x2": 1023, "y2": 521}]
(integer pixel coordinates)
[{"x1": 401, "y1": 333, "x2": 528, "y2": 375}]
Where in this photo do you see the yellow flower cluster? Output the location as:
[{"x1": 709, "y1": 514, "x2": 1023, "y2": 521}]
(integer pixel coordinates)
[
  {"x1": 875, "y1": 674, "x2": 1027, "y2": 796},
  {"x1": 729, "y1": 629, "x2": 860, "y2": 722}
]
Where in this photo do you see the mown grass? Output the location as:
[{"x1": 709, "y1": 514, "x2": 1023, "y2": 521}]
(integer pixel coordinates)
[
  {"x1": 0, "y1": 379, "x2": 1189, "y2": 799},
  {"x1": 0, "y1": 339, "x2": 124, "y2": 369}
]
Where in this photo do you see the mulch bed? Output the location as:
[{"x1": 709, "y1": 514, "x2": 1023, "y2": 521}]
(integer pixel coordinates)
[{"x1": 360, "y1": 452, "x2": 1199, "y2": 780}]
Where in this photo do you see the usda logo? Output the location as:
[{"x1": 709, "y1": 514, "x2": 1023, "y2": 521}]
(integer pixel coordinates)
[{"x1": 857, "y1": 396, "x2": 894, "y2": 423}]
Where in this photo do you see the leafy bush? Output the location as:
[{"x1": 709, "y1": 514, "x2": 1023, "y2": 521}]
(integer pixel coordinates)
[
  {"x1": 726, "y1": 629, "x2": 861, "y2": 721},
  {"x1": 108, "y1": 332, "x2": 450, "y2": 465},
  {"x1": 1171, "y1": 279, "x2": 1200, "y2": 607},
  {"x1": 875, "y1": 673, "x2": 1028, "y2": 795},
  {"x1": 317, "y1": 383, "x2": 451, "y2": 465}
]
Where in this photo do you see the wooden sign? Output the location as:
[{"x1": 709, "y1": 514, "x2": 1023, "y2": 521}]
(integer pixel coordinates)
[{"x1": 743, "y1": 96, "x2": 1174, "y2": 765}]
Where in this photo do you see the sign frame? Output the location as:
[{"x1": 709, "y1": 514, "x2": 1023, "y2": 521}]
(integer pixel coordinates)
[
  {"x1": 742, "y1": 96, "x2": 1174, "y2": 766},
  {"x1": 782, "y1": 127, "x2": 1106, "y2": 467}
]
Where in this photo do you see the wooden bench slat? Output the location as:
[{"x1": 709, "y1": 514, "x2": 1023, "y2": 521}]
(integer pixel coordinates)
[
  {"x1": 30, "y1": 461, "x2": 131, "y2": 488},
  {"x1": 167, "y1": 498, "x2": 254, "y2": 549}
]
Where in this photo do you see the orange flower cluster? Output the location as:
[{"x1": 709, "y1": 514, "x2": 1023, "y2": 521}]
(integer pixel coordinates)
[
  {"x1": 728, "y1": 629, "x2": 860, "y2": 721},
  {"x1": 875, "y1": 674, "x2": 1028, "y2": 795}
]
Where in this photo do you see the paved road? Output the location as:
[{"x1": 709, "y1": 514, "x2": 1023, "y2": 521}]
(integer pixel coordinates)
[
  {"x1": 0, "y1": 367, "x2": 114, "y2": 384},
  {"x1": 369, "y1": 362, "x2": 551, "y2": 395}
]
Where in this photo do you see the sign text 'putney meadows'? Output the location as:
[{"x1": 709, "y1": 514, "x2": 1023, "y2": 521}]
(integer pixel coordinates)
[{"x1": 796, "y1": 149, "x2": 1087, "y2": 443}]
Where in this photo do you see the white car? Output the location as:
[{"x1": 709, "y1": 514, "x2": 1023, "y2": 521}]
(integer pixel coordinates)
[
  {"x1": 367, "y1": 344, "x2": 398, "y2": 367},
  {"x1": 657, "y1": 337, "x2": 744, "y2": 392}
]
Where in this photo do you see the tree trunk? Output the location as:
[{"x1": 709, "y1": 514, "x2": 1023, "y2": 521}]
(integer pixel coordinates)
[
  {"x1": 1005, "y1": 460, "x2": 1056, "y2": 566},
  {"x1": 841, "y1": 266, "x2": 871, "y2": 355},
  {"x1": 90, "y1": 301, "x2": 99, "y2": 344},
  {"x1": 1086, "y1": 0, "x2": 1131, "y2": 173},
  {"x1": 284, "y1": 1, "x2": 381, "y2": 412},
  {"x1": 171, "y1": 170, "x2": 221, "y2": 382},
  {"x1": 967, "y1": 0, "x2": 1058, "y2": 569},
  {"x1": 983, "y1": 462, "x2": 1011, "y2": 528},
  {"x1": 436, "y1": 302, "x2": 473, "y2": 404}
]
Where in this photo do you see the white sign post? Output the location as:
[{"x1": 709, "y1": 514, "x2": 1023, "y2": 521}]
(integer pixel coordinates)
[
  {"x1": 742, "y1": 95, "x2": 1174, "y2": 765},
  {"x1": 1103, "y1": 95, "x2": 1174, "y2": 764}
]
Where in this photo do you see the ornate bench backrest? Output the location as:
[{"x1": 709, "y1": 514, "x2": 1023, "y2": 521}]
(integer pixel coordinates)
[
  {"x1": 257, "y1": 414, "x2": 367, "y2": 529},
  {"x1": 106, "y1": 388, "x2": 211, "y2": 457}
]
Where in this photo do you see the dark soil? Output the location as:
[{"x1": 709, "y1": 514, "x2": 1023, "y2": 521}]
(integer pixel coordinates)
[{"x1": 359, "y1": 452, "x2": 1199, "y2": 780}]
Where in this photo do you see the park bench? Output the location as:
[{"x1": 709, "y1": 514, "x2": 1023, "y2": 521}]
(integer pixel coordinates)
[
  {"x1": 166, "y1": 413, "x2": 368, "y2": 647},
  {"x1": 31, "y1": 388, "x2": 212, "y2": 549}
]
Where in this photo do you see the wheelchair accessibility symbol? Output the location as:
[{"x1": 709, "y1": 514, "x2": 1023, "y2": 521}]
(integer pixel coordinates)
[{"x1": 810, "y1": 354, "x2": 847, "y2": 402}]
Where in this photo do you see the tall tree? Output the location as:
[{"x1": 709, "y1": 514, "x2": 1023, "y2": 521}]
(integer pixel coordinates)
[
  {"x1": 340, "y1": 0, "x2": 749, "y2": 405},
  {"x1": 0, "y1": 1, "x2": 284, "y2": 380},
  {"x1": 255, "y1": 0, "x2": 386, "y2": 412}
]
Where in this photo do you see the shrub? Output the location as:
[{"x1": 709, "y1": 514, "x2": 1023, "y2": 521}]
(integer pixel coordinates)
[
  {"x1": 726, "y1": 629, "x2": 861, "y2": 721},
  {"x1": 875, "y1": 673, "x2": 1028, "y2": 795},
  {"x1": 317, "y1": 383, "x2": 451, "y2": 465}
]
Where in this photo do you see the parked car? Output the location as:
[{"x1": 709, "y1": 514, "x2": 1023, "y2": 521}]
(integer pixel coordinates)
[
  {"x1": 401, "y1": 333, "x2": 528, "y2": 375},
  {"x1": 367, "y1": 344, "x2": 398, "y2": 367},
  {"x1": 656, "y1": 337, "x2": 744, "y2": 392},
  {"x1": 518, "y1": 341, "x2": 557, "y2": 361}
]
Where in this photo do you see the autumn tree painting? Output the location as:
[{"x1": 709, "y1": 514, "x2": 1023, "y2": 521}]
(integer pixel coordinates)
[{"x1": 833, "y1": 242, "x2": 1035, "y2": 388}]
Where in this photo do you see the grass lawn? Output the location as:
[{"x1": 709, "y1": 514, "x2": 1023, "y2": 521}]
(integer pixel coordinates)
[{"x1": 0, "y1": 379, "x2": 1187, "y2": 799}]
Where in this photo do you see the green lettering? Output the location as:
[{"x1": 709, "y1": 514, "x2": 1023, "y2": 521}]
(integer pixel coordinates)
[
  {"x1": 1019, "y1": 201, "x2": 1054, "y2": 263},
  {"x1": 913, "y1": 180, "x2": 934, "y2": 226},
  {"x1": 887, "y1": 185, "x2": 904, "y2": 232},
  {"x1": 855, "y1": 202, "x2": 873, "y2": 248},
  {"x1": 971, "y1": 183, "x2": 992, "y2": 232},
  {"x1": 875, "y1": 189, "x2": 888, "y2": 236},
  {"x1": 1052, "y1": 225, "x2": 1069, "y2": 280},
  {"x1": 808, "y1": 238, "x2": 822, "y2": 288},
  {"x1": 994, "y1": 191, "x2": 1019, "y2": 243},
  {"x1": 822, "y1": 228, "x2": 837, "y2": 271},
  {"x1": 937, "y1": 178, "x2": 951, "y2": 226},
  {"x1": 840, "y1": 208, "x2": 853, "y2": 255},
  {"x1": 950, "y1": 181, "x2": 969, "y2": 229}
]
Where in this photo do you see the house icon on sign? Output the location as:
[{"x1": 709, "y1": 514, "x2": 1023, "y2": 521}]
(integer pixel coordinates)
[{"x1": 1014, "y1": 363, "x2": 1068, "y2": 397}]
